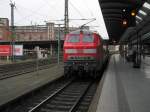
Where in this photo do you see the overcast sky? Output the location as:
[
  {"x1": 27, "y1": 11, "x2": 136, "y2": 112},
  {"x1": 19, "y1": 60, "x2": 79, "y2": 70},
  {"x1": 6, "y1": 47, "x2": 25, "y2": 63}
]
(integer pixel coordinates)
[{"x1": 0, "y1": 0, "x2": 109, "y2": 39}]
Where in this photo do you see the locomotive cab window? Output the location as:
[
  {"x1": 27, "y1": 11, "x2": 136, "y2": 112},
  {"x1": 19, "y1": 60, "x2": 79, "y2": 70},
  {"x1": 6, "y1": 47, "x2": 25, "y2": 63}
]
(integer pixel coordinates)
[
  {"x1": 67, "y1": 35, "x2": 80, "y2": 42},
  {"x1": 82, "y1": 35, "x2": 94, "y2": 42}
]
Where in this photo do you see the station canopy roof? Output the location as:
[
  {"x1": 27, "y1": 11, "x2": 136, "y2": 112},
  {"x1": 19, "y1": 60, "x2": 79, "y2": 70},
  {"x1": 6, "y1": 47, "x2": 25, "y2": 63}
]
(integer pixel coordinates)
[
  {"x1": 98, "y1": 0, "x2": 144, "y2": 43},
  {"x1": 136, "y1": 0, "x2": 150, "y2": 29},
  {"x1": 119, "y1": 27, "x2": 135, "y2": 44},
  {"x1": 119, "y1": 0, "x2": 150, "y2": 44}
]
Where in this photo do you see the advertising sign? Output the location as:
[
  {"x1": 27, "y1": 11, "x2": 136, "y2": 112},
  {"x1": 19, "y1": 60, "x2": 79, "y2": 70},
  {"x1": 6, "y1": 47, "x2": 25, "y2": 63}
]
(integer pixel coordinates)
[
  {"x1": 14, "y1": 45, "x2": 23, "y2": 56},
  {"x1": 0, "y1": 45, "x2": 12, "y2": 56}
]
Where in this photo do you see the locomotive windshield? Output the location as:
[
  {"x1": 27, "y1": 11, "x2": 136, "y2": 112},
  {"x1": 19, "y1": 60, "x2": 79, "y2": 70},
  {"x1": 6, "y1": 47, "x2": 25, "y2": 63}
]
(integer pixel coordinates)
[
  {"x1": 67, "y1": 35, "x2": 80, "y2": 42},
  {"x1": 82, "y1": 35, "x2": 94, "y2": 42}
]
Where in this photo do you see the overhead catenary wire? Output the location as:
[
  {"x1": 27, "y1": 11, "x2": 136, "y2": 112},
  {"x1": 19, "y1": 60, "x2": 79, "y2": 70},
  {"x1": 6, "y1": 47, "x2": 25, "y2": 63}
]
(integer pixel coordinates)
[
  {"x1": 0, "y1": 0, "x2": 48, "y2": 18},
  {"x1": 0, "y1": 0, "x2": 10, "y2": 6},
  {"x1": 69, "y1": 0, "x2": 99, "y2": 31},
  {"x1": 1, "y1": 0, "x2": 98, "y2": 31},
  {"x1": 68, "y1": 0, "x2": 97, "y2": 29},
  {"x1": 41, "y1": 0, "x2": 63, "y2": 18},
  {"x1": 1, "y1": 0, "x2": 62, "y2": 25},
  {"x1": 81, "y1": 0, "x2": 94, "y2": 17},
  {"x1": 14, "y1": 8, "x2": 36, "y2": 25},
  {"x1": 69, "y1": 1, "x2": 85, "y2": 19},
  {"x1": 68, "y1": 1, "x2": 87, "y2": 27},
  {"x1": 46, "y1": 18, "x2": 96, "y2": 27},
  {"x1": 13, "y1": 2, "x2": 50, "y2": 25},
  {"x1": 16, "y1": 3, "x2": 48, "y2": 17},
  {"x1": 0, "y1": 0, "x2": 51, "y2": 26}
]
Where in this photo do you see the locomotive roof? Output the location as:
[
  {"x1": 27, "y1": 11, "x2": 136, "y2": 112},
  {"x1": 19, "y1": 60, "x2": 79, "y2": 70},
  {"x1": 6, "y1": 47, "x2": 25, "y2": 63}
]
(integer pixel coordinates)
[
  {"x1": 69, "y1": 29, "x2": 103, "y2": 39},
  {"x1": 69, "y1": 29, "x2": 93, "y2": 35}
]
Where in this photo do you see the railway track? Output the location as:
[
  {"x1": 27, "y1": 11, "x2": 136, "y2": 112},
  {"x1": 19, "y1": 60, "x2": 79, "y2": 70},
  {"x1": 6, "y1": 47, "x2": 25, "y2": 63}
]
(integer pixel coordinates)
[
  {"x1": 0, "y1": 58, "x2": 61, "y2": 80},
  {"x1": 0, "y1": 77, "x2": 98, "y2": 112}
]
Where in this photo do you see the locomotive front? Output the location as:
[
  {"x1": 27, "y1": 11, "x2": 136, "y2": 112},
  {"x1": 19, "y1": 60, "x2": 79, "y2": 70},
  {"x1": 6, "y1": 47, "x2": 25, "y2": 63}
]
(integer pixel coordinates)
[{"x1": 63, "y1": 29, "x2": 103, "y2": 77}]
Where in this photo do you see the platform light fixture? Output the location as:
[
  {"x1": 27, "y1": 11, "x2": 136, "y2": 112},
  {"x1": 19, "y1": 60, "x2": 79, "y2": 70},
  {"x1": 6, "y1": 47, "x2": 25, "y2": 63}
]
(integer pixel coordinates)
[
  {"x1": 139, "y1": 10, "x2": 147, "y2": 16},
  {"x1": 131, "y1": 10, "x2": 136, "y2": 16},
  {"x1": 136, "y1": 15, "x2": 143, "y2": 21},
  {"x1": 143, "y1": 2, "x2": 150, "y2": 10},
  {"x1": 123, "y1": 9, "x2": 126, "y2": 12},
  {"x1": 122, "y1": 19, "x2": 127, "y2": 25}
]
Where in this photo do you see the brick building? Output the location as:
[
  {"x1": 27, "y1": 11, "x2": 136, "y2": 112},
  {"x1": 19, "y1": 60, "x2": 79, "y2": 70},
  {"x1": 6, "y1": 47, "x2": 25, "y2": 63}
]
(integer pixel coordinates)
[
  {"x1": 15, "y1": 23, "x2": 55, "y2": 41},
  {"x1": 0, "y1": 18, "x2": 80, "y2": 42},
  {"x1": 0, "y1": 18, "x2": 10, "y2": 41},
  {"x1": 14, "y1": 23, "x2": 79, "y2": 41}
]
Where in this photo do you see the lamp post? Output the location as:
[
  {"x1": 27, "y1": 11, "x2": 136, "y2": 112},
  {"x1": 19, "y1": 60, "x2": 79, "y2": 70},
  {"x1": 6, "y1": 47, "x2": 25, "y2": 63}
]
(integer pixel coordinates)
[
  {"x1": 55, "y1": 24, "x2": 64, "y2": 64},
  {"x1": 10, "y1": 2, "x2": 15, "y2": 62},
  {"x1": 133, "y1": 27, "x2": 141, "y2": 68}
]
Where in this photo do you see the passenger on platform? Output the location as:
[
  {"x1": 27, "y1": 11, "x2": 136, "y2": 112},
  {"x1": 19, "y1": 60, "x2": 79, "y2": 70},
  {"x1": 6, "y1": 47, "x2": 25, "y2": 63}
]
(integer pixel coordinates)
[
  {"x1": 124, "y1": 47, "x2": 127, "y2": 58},
  {"x1": 126, "y1": 47, "x2": 133, "y2": 62},
  {"x1": 132, "y1": 47, "x2": 137, "y2": 63},
  {"x1": 141, "y1": 48, "x2": 145, "y2": 59},
  {"x1": 119, "y1": 46, "x2": 124, "y2": 57}
]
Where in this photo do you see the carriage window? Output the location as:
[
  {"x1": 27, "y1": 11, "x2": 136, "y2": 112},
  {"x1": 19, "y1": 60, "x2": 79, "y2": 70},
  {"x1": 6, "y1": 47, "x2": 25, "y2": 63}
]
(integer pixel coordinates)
[
  {"x1": 82, "y1": 35, "x2": 94, "y2": 42},
  {"x1": 67, "y1": 35, "x2": 80, "y2": 42}
]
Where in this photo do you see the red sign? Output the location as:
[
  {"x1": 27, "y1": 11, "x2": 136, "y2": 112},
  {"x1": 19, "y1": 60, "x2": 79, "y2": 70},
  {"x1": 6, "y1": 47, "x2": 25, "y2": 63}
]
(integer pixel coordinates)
[{"x1": 0, "y1": 45, "x2": 12, "y2": 56}]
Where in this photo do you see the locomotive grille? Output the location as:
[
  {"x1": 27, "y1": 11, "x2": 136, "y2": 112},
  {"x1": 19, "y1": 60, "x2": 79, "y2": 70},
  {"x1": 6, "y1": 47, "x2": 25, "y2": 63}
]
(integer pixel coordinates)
[
  {"x1": 65, "y1": 49, "x2": 96, "y2": 54},
  {"x1": 68, "y1": 56, "x2": 95, "y2": 60}
]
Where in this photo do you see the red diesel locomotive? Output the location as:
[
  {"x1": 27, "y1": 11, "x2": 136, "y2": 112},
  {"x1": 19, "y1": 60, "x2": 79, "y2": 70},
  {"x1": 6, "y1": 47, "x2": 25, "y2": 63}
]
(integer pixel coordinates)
[{"x1": 63, "y1": 29, "x2": 107, "y2": 77}]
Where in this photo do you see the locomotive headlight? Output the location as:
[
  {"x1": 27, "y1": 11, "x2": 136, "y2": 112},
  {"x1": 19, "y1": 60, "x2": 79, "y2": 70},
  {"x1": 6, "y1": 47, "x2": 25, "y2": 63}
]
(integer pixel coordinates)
[
  {"x1": 83, "y1": 49, "x2": 96, "y2": 53},
  {"x1": 65, "y1": 49, "x2": 77, "y2": 53}
]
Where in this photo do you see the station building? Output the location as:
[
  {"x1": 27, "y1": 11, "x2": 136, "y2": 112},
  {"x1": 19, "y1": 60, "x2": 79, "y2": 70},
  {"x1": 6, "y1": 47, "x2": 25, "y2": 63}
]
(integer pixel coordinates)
[
  {"x1": 0, "y1": 18, "x2": 10, "y2": 41},
  {"x1": 0, "y1": 18, "x2": 80, "y2": 42}
]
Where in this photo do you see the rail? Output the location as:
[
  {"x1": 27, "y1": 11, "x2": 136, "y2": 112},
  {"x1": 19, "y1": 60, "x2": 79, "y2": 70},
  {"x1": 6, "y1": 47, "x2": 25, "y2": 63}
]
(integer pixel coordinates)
[
  {"x1": 0, "y1": 57, "x2": 63, "y2": 80},
  {"x1": 28, "y1": 80, "x2": 92, "y2": 112},
  {"x1": 0, "y1": 77, "x2": 98, "y2": 112}
]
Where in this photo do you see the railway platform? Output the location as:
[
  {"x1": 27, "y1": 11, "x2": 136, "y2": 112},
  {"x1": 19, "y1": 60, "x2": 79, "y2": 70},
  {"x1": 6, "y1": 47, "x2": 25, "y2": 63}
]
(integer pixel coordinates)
[
  {"x1": 93, "y1": 54, "x2": 150, "y2": 112},
  {"x1": 0, "y1": 59, "x2": 36, "y2": 65},
  {"x1": 0, "y1": 63, "x2": 64, "y2": 106}
]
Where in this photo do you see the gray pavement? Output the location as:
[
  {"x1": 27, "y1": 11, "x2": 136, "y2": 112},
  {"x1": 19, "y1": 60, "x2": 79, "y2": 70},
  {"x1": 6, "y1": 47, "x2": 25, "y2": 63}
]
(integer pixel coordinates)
[
  {"x1": 96, "y1": 54, "x2": 150, "y2": 112},
  {"x1": 0, "y1": 63, "x2": 64, "y2": 106}
]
